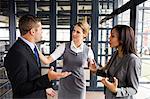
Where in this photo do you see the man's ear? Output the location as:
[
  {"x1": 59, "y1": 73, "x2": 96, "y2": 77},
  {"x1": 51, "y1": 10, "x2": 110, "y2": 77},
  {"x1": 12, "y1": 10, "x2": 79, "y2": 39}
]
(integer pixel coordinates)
[{"x1": 29, "y1": 28, "x2": 35, "y2": 36}]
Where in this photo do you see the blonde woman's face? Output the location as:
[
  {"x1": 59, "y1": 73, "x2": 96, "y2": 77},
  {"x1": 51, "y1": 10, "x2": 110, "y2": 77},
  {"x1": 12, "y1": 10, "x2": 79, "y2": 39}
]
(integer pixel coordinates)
[
  {"x1": 109, "y1": 29, "x2": 120, "y2": 48},
  {"x1": 72, "y1": 25, "x2": 85, "y2": 42}
]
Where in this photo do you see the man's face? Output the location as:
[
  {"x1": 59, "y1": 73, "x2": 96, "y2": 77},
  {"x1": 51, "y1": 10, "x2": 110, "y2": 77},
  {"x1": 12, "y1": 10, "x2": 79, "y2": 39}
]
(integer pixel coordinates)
[{"x1": 33, "y1": 22, "x2": 43, "y2": 43}]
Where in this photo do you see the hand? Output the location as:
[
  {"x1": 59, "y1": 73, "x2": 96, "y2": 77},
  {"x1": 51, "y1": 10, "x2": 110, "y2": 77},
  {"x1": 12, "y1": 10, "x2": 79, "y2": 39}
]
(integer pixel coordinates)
[
  {"x1": 48, "y1": 66, "x2": 71, "y2": 80},
  {"x1": 89, "y1": 59, "x2": 97, "y2": 73},
  {"x1": 46, "y1": 88, "x2": 56, "y2": 97},
  {"x1": 101, "y1": 77, "x2": 118, "y2": 93}
]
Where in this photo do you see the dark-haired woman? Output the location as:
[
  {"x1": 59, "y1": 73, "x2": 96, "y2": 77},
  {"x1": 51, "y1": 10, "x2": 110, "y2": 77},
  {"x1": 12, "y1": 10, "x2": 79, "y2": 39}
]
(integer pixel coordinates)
[{"x1": 90, "y1": 25, "x2": 141, "y2": 99}]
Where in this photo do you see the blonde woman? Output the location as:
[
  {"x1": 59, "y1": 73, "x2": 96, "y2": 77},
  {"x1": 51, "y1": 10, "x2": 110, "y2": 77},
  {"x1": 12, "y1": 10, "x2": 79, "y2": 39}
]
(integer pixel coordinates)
[{"x1": 39, "y1": 20, "x2": 95, "y2": 99}]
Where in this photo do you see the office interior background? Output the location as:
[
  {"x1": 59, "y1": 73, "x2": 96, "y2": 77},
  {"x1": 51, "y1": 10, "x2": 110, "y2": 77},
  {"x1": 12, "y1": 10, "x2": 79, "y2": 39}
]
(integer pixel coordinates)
[{"x1": 0, "y1": 0, "x2": 150, "y2": 99}]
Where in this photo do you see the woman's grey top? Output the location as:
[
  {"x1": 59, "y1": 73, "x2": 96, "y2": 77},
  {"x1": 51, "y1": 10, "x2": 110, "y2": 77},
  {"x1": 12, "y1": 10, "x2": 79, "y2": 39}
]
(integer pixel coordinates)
[{"x1": 58, "y1": 42, "x2": 89, "y2": 99}]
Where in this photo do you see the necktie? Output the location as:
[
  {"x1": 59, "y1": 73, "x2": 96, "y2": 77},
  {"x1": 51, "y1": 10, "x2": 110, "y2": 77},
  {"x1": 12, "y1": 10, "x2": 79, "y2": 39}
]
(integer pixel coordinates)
[{"x1": 34, "y1": 46, "x2": 40, "y2": 65}]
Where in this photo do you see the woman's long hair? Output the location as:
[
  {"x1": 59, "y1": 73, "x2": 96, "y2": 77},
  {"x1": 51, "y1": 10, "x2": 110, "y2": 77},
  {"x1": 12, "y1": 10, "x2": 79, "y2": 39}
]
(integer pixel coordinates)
[{"x1": 111, "y1": 25, "x2": 137, "y2": 55}]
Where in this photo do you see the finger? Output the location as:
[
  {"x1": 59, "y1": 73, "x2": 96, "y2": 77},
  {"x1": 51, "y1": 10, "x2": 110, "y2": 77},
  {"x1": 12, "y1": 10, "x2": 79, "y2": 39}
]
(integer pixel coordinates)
[
  {"x1": 49, "y1": 67, "x2": 54, "y2": 71},
  {"x1": 56, "y1": 72, "x2": 71, "y2": 79},
  {"x1": 67, "y1": 72, "x2": 72, "y2": 75},
  {"x1": 92, "y1": 59, "x2": 97, "y2": 65},
  {"x1": 89, "y1": 59, "x2": 96, "y2": 66},
  {"x1": 113, "y1": 77, "x2": 118, "y2": 82},
  {"x1": 100, "y1": 77, "x2": 106, "y2": 84},
  {"x1": 52, "y1": 89, "x2": 56, "y2": 94},
  {"x1": 50, "y1": 66, "x2": 54, "y2": 71},
  {"x1": 89, "y1": 62, "x2": 97, "y2": 72},
  {"x1": 50, "y1": 90, "x2": 56, "y2": 97},
  {"x1": 92, "y1": 63, "x2": 97, "y2": 68},
  {"x1": 100, "y1": 77, "x2": 105, "y2": 81},
  {"x1": 62, "y1": 72, "x2": 72, "y2": 77},
  {"x1": 46, "y1": 88, "x2": 56, "y2": 97},
  {"x1": 47, "y1": 91, "x2": 55, "y2": 97},
  {"x1": 102, "y1": 77, "x2": 110, "y2": 86},
  {"x1": 105, "y1": 77, "x2": 109, "y2": 81},
  {"x1": 113, "y1": 77, "x2": 118, "y2": 86}
]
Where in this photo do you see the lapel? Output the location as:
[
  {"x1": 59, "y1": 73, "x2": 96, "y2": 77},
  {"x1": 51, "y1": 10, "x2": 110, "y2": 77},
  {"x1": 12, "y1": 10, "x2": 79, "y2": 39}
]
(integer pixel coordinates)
[
  {"x1": 112, "y1": 54, "x2": 128, "y2": 77},
  {"x1": 18, "y1": 38, "x2": 40, "y2": 66},
  {"x1": 105, "y1": 51, "x2": 118, "y2": 70},
  {"x1": 107, "y1": 51, "x2": 130, "y2": 77}
]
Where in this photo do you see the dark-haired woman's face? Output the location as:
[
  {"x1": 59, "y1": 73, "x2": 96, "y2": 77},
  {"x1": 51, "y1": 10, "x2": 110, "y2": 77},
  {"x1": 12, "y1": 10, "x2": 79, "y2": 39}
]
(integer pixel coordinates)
[{"x1": 109, "y1": 29, "x2": 120, "y2": 48}]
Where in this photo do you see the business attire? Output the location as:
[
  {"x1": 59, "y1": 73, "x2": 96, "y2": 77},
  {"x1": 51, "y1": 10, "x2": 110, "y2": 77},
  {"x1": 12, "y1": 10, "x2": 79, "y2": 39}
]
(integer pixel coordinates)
[
  {"x1": 50, "y1": 41, "x2": 94, "y2": 99},
  {"x1": 96, "y1": 51, "x2": 141, "y2": 99},
  {"x1": 4, "y1": 37, "x2": 52, "y2": 98}
]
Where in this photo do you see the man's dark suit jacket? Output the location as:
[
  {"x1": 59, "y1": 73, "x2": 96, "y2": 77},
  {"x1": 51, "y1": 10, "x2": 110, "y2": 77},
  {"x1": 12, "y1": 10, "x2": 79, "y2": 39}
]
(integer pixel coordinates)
[{"x1": 4, "y1": 38, "x2": 52, "y2": 98}]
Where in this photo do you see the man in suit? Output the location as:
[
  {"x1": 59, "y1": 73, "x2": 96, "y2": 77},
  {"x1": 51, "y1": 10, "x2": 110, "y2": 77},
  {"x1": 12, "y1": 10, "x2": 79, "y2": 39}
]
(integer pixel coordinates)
[{"x1": 4, "y1": 14, "x2": 71, "y2": 98}]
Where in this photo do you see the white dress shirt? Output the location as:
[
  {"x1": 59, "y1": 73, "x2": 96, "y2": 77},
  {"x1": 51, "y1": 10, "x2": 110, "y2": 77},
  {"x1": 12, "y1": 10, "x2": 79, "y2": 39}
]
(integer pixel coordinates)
[
  {"x1": 19, "y1": 36, "x2": 35, "y2": 53},
  {"x1": 51, "y1": 41, "x2": 94, "y2": 61}
]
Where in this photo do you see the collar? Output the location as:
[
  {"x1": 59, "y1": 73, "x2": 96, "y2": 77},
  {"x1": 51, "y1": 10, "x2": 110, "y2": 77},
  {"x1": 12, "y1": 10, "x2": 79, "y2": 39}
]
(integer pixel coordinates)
[
  {"x1": 19, "y1": 36, "x2": 35, "y2": 52},
  {"x1": 71, "y1": 41, "x2": 84, "y2": 50}
]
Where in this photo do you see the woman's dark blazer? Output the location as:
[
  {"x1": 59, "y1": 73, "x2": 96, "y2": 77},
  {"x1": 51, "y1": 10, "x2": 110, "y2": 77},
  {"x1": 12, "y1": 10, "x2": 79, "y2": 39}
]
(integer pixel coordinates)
[
  {"x1": 4, "y1": 38, "x2": 52, "y2": 98},
  {"x1": 96, "y1": 51, "x2": 141, "y2": 99}
]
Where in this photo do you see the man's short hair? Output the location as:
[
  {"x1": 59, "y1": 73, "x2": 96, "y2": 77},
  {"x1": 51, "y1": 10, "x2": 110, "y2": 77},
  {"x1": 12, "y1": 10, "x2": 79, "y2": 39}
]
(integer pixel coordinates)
[{"x1": 19, "y1": 14, "x2": 41, "y2": 36}]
